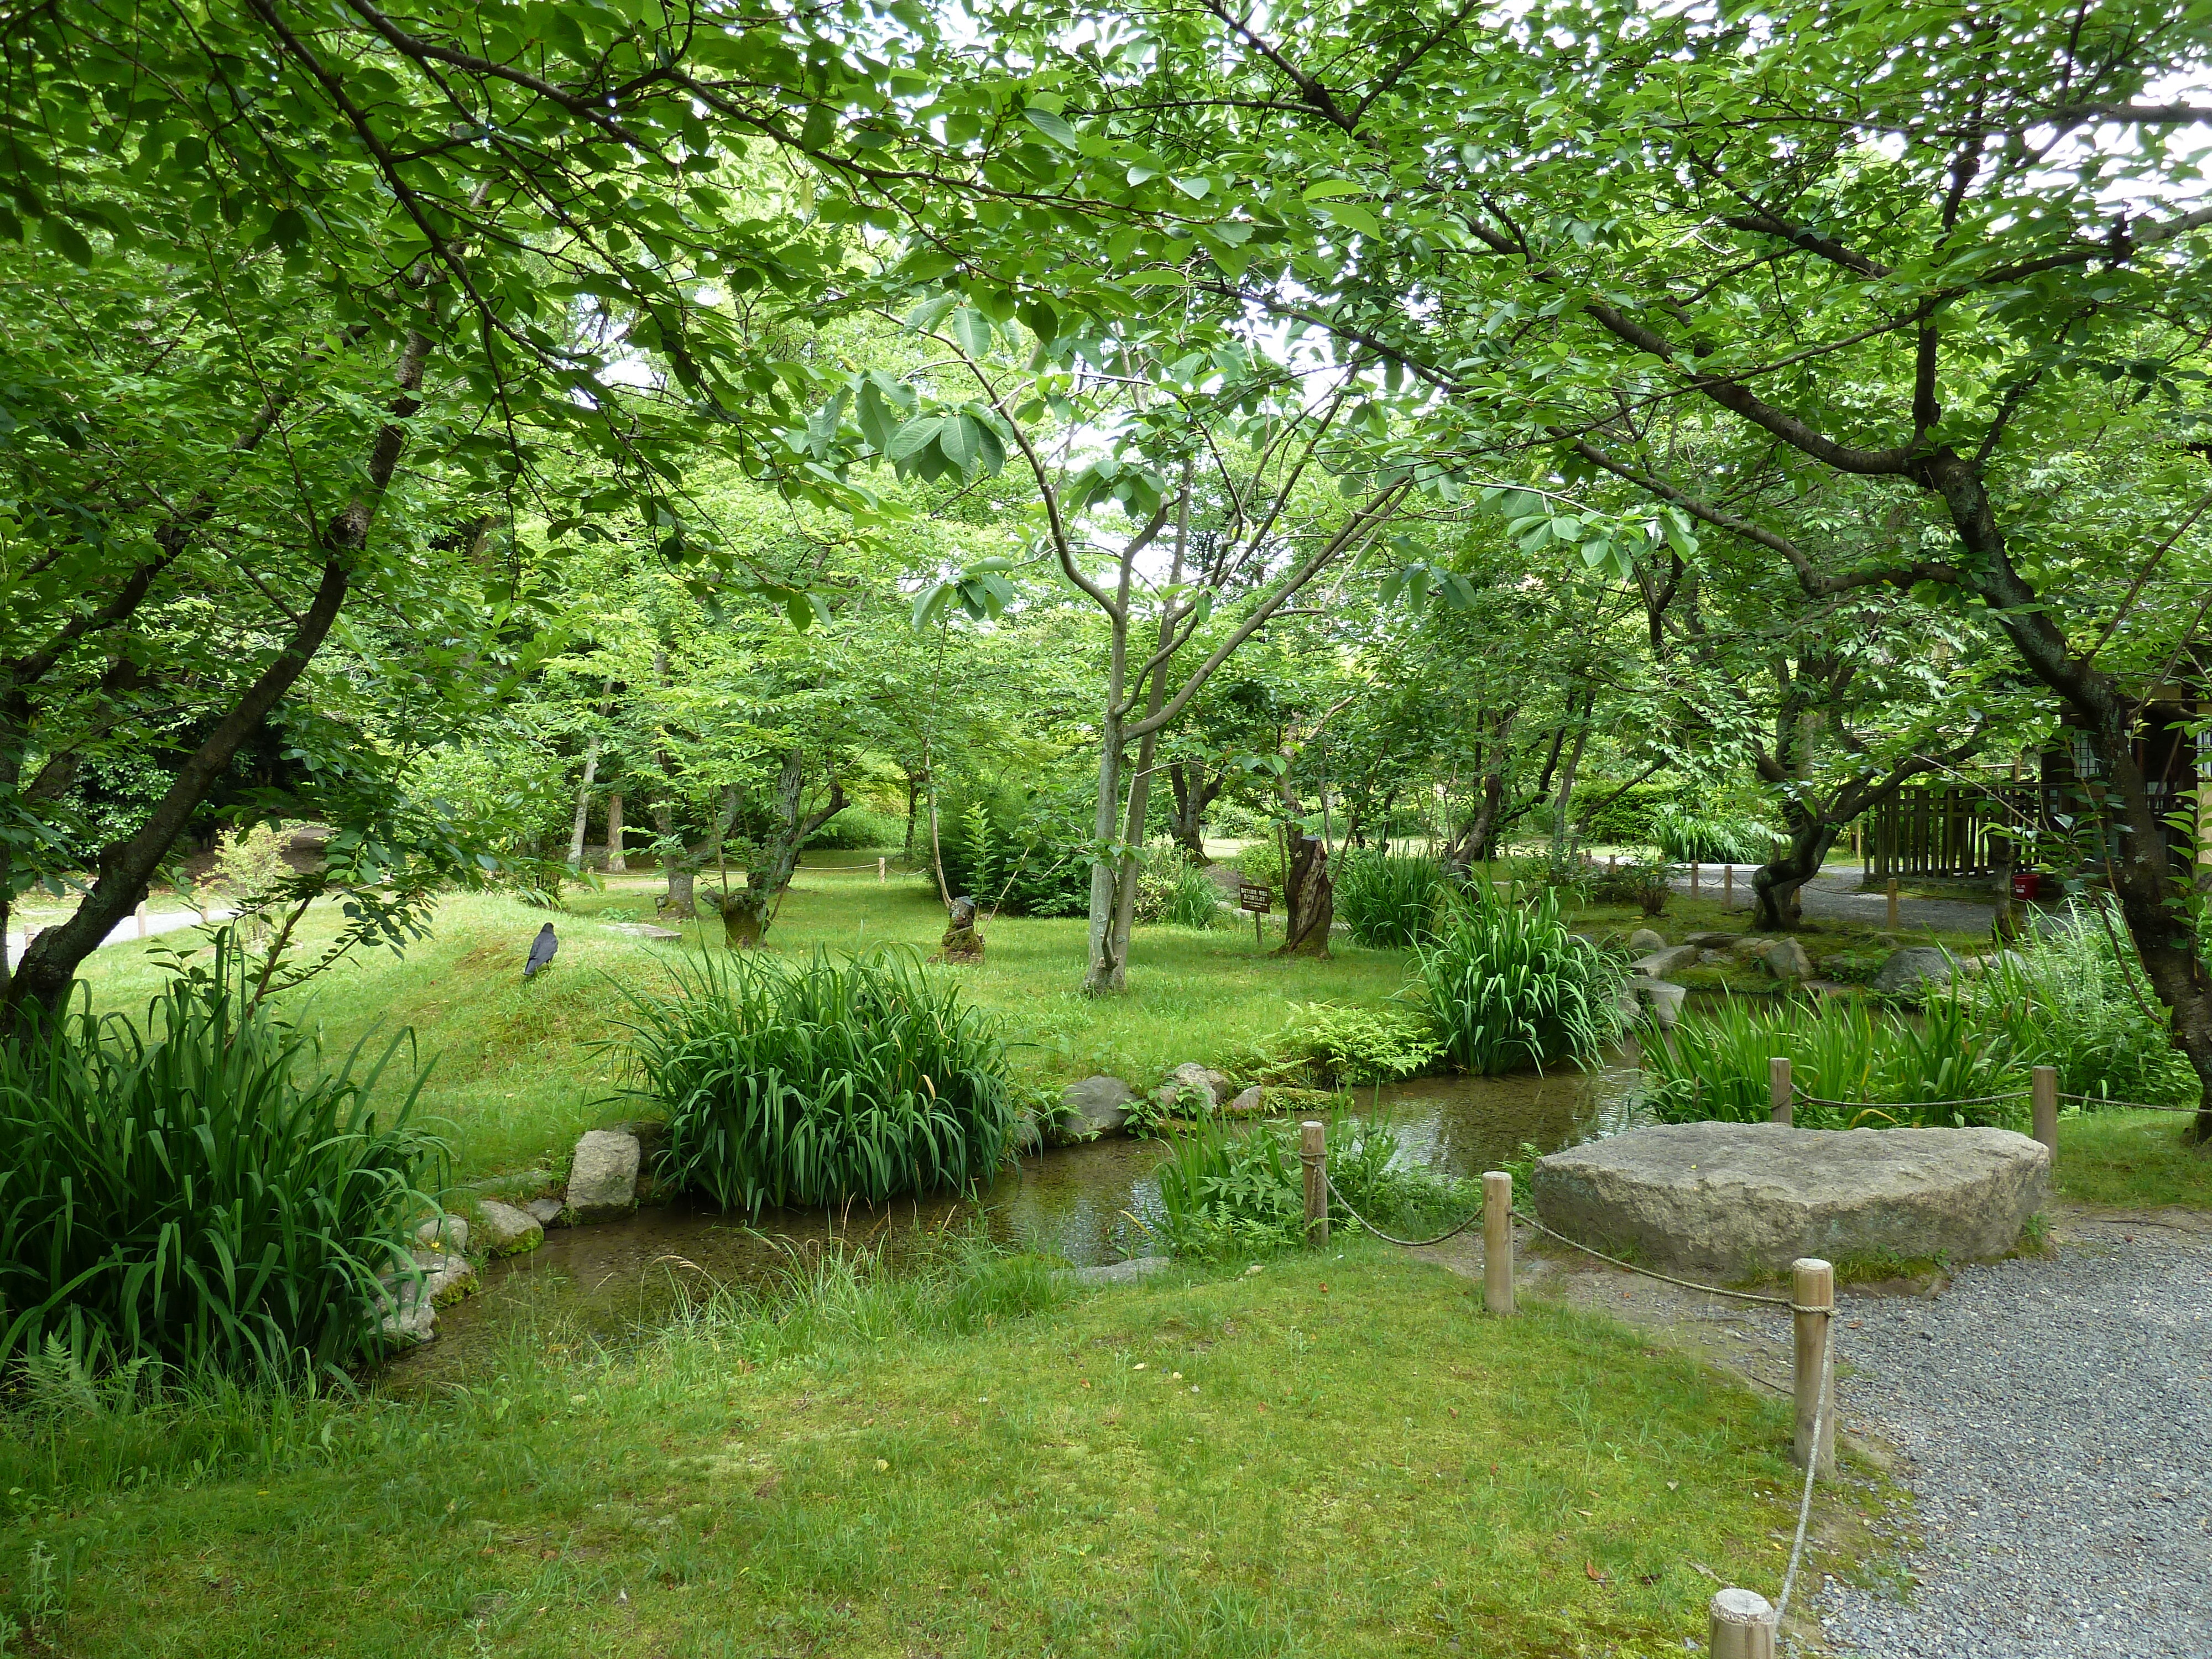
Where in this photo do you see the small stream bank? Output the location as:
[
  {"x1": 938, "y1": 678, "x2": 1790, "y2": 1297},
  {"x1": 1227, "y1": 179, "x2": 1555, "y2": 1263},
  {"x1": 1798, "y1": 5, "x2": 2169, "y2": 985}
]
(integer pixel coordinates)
[{"x1": 390, "y1": 1048, "x2": 1648, "y2": 1390}]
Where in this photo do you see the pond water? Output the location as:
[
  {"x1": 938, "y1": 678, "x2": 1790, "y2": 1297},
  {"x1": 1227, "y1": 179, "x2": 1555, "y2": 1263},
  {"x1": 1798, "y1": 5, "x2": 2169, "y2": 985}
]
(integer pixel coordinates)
[{"x1": 390, "y1": 1046, "x2": 1650, "y2": 1390}]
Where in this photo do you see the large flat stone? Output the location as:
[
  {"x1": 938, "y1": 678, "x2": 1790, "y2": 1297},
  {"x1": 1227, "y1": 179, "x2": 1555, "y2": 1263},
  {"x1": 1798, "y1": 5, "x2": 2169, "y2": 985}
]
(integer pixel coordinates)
[
  {"x1": 1632, "y1": 944, "x2": 1701, "y2": 977},
  {"x1": 1532, "y1": 1122, "x2": 2049, "y2": 1276},
  {"x1": 1055, "y1": 1075, "x2": 1136, "y2": 1142}
]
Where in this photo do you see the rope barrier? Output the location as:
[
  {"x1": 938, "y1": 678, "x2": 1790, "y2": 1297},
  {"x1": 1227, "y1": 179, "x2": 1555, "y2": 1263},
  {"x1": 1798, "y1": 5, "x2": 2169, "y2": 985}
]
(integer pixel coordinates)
[
  {"x1": 1322, "y1": 1172, "x2": 1486, "y2": 1248},
  {"x1": 1773, "y1": 1314, "x2": 1834, "y2": 1627},
  {"x1": 1511, "y1": 1208, "x2": 1796, "y2": 1306},
  {"x1": 2059, "y1": 1092, "x2": 2203, "y2": 1113},
  {"x1": 1793, "y1": 1084, "x2": 2031, "y2": 1111}
]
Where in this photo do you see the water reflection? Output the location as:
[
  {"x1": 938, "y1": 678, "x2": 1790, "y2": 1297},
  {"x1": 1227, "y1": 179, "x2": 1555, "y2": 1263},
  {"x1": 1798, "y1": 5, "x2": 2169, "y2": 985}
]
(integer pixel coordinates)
[{"x1": 393, "y1": 1043, "x2": 1650, "y2": 1389}]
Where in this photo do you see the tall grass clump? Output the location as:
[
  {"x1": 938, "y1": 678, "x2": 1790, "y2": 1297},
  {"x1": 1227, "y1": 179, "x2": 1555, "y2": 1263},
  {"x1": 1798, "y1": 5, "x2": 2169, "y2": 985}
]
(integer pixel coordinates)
[
  {"x1": 611, "y1": 947, "x2": 1019, "y2": 1215},
  {"x1": 0, "y1": 950, "x2": 443, "y2": 1381},
  {"x1": 1644, "y1": 995, "x2": 2030, "y2": 1130},
  {"x1": 1335, "y1": 851, "x2": 1448, "y2": 947},
  {"x1": 1959, "y1": 905, "x2": 2197, "y2": 1109},
  {"x1": 1409, "y1": 884, "x2": 1629, "y2": 1074},
  {"x1": 1134, "y1": 854, "x2": 1228, "y2": 929},
  {"x1": 1650, "y1": 805, "x2": 1777, "y2": 866}
]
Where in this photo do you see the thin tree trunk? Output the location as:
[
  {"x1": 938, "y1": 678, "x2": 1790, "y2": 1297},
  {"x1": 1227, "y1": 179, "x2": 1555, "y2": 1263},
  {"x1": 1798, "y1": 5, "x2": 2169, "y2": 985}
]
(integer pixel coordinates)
[
  {"x1": 605, "y1": 791, "x2": 625, "y2": 872},
  {"x1": 1106, "y1": 474, "x2": 1190, "y2": 975},
  {"x1": 567, "y1": 739, "x2": 600, "y2": 868},
  {"x1": 1549, "y1": 687, "x2": 1594, "y2": 862}
]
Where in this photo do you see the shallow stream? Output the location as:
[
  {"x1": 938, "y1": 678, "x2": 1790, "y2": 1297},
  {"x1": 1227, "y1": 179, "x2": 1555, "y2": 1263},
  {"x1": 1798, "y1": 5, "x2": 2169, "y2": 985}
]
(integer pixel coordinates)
[{"x1": 392, "y1": 1048, "x2": 1647, "y2": 1389}]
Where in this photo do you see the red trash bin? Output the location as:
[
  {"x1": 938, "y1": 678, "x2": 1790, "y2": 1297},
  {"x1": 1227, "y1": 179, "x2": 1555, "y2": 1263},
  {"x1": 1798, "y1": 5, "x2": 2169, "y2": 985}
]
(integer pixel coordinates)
[{"x1": 2010, "y1": 870, "x2": 2040, "y2": 901}]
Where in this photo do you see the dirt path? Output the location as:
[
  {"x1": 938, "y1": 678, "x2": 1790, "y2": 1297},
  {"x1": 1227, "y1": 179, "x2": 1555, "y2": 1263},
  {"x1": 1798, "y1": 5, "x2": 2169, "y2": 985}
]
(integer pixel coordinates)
[{"x1": 1667, "y1": 867, "x2": 1998, "y2": 935}]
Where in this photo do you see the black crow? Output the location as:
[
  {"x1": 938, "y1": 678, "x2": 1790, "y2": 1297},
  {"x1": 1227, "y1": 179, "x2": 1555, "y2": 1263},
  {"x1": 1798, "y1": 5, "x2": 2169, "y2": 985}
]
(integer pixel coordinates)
[{"x1": 524, "y1": 922, "x2": 557, "y2": 979}]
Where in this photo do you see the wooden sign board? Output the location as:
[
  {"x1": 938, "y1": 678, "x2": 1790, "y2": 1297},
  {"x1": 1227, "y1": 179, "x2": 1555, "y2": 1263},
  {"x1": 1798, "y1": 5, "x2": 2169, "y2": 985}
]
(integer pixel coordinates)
[{"x1": 1237, "y1": 883, "x2": 1271, "y2": 913}]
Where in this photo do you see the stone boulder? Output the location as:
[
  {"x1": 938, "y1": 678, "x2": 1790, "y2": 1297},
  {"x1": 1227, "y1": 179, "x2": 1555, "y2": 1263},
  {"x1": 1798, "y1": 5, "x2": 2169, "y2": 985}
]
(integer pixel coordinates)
[
  {"x1": 415, "y1": 1213, "x2": 468, "y2": 1254},
  {"x1": 1762, "y1": 938, "x2": 1814, "y2": 981},
  {"x1": 568, "y1": 1129, "x2": 641, "y2": 1222},
  {"x1": 1874, "y1": 946, "x2": 1955, "y2": 999},
  {"x1": 1627, "y1": 928, "x2": 1667, "y2": 954},
  {"x1": 1223, "y1": 1086, "x2": 1267, "y2": 1117},
  {"x1": 1532, "y1": 1121, "x2": 2049, "y2": 1277},
  {"x1": 1684, "y1": 931, "x2": 1739, "y2": 948},
  {"x1": 1631, "y1": 943, "x2": 1701, "y2": 978},
  {"x1": 474, "y1": 1198, "x2": 544, "y2": 1256},
  {"x1": 1157, "y1": 1062, "x2": 1231, "y2": 1114},
  {"x1": 1056, "y1": 1076, "x2": 1136, "y2": 1142},
  {"x1": 523, "y1": 1196, "x2": 566, "y2": 1228},
  {"x1": 1633, "y1": 979, "x2": 1687, "y2": 1031}
]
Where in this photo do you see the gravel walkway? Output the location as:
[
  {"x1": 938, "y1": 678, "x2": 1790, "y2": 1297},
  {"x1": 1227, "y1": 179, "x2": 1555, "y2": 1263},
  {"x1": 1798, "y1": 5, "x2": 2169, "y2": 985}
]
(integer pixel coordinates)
[
  {"x1": 1817, "y1": 1228, "x2": 2212, "y2": 1657},
  {"x1": 1667, "y1": 866, "x2": 1998, "y2": 934}
]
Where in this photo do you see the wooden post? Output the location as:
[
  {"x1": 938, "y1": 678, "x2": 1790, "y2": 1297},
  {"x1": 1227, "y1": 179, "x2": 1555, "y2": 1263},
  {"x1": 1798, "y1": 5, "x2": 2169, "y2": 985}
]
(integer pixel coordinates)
[
  {"x1": 1768, "y1": 1056, "x2": 1792, "y2": 1125},
  {"x1": 1300, "y1": 1120, "x2": 1328, "y2": 1247},
  {"x1": 1607, "y1": 853, "x2": 1616, "y2": 872},
  {"x1": 1792, "y1": 1258, "x2": 1835, "y2": 1474},
  {"x1": 1691, "y1": 861, "x2": 1700, "y2": 896},
  {"x1": 1708, "y1": 1588, "x2": 1777, "y2": 1659},
  {"x1": 1885, "y1": 877, "x2": 1899, "y2": 931},
  {"x1": 878, "y1": 856, "x2": 886, "y2": 884},
  {"x1": 135, "y1": 901, "x2": 148, "y2": 939},
  {"x1": 2032, "y1": 1065, "x2": 2058, "y2": 1157},
  {"x1": 1482, "y1": 1172, "x2": 1515, "y2": 1316},
  {"x1": 1723, "y1": 864, "x2": 1734, "y2": 910}
]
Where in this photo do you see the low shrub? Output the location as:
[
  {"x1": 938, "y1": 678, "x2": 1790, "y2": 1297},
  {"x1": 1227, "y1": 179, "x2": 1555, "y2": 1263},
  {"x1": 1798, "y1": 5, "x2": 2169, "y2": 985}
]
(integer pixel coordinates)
[
  {"x1": 804, "y1": 806, "x2": 907, "y2": 851},
  {"x1": 1236, "y1": 1001, "x2": 1443, "y2": 1087},
  {"x1": 1335, "y1": 851, "x2": 1448, "y2": 947},
  {"x1": 1650, "y1": 805, "x2": 1779, "y2": 866},
  {"x1": 1587, "y1": 857, "x2": 1678, "y2": 917},
  {"x1": 1409, "y1": 885, "x2": 1629, "y2": 1074},
  {"x1": 938, "y1": 794, "x2": 1094, "y2": 917},
  {"x1": 0, "y1": 951, "x2": 444, "y2": 1381},
  {"x1": 1231, "y1": 836, "x2": 1286, "y2": 896},
  {"x1": 1152, "y1": 1116, "x2": 1477, "y2": 1258},
  {"x1": 1133, "y1": 855, "x2": 1227, "y2": 930},
  {"x1": 609, "y1": 948, "x2": 1019, "y2": 1215},
  {"x1": 1642, "y1": 995, "x2": 2030, "y2": 1130}
]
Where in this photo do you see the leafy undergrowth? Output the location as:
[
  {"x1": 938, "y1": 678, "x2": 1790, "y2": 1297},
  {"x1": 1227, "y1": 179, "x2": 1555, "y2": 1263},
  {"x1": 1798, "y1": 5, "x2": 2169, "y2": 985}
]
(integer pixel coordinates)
[
  {"x1": 0, "y1": 1245, "x2": 1871, "y2": 1657},
  {"x1": 2056, "y1": 1110, "x2": 2212, "y2": 1210}
]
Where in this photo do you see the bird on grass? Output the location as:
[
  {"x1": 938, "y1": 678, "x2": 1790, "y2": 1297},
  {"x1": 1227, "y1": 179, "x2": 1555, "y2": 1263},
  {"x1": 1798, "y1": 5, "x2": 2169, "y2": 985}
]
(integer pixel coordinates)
[{"x1": 524, "y1": 922, "x2": 558, "y2": 979}]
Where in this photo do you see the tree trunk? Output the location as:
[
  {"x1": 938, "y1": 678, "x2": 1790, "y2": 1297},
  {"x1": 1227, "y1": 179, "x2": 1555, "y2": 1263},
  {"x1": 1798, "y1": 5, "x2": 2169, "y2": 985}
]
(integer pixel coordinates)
[
  {"x1": 567, "y1": 739, "x2": 600, "y2": 868},
  {"x1": 1548, "y1": 688, "x2": 1594, "y2": 862},
  {"x1": 1082, "y1": 714, "x2": 1128, "y2": 995},
  {"x1": 1751, "y1": 822, "x2": 1839, "y2": 931},
  {"x1": 1167, "y1": 761, "x2": 1218, "y2": 863},
  {"x1": 605, "y1": 791, "x2": 625, "y2": 873},
  {"x1": 661, "y1": 863, "x2": 697, "y2": 919},
  {"x1": 1276, "y1": 833, "x2": 1334, "y2": 957}
]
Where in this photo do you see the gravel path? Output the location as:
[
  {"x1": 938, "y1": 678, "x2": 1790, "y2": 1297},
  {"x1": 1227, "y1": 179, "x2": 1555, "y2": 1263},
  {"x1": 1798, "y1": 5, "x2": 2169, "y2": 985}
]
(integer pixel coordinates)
[
  {"x1": 1667, "y1": 866, "x2": 1999, "y2": 934},
  {"x1": 1817, "y1": 1228, "x2": 2212, "y2": 1657}
]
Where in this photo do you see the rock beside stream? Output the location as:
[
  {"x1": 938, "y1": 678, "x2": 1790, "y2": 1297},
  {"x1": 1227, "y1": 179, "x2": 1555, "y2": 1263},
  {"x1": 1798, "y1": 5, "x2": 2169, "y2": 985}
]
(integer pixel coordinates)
[
  {"x1": 474, "y1": 1199, "x2": 544, "y2": 1256},
  {"x1": 1873, "y1": 946, "x2": 1957, "y2": 998},
  {"x1": 1533, "y1": 1121, "x2": 2050, "y2": 1276},
  {"x1": 1056, "y1": 1076, "x2": 1137, "y2": 1141},
  {"x1": 568, "y1": 1129, "x2": 641, "y2": 1222}
]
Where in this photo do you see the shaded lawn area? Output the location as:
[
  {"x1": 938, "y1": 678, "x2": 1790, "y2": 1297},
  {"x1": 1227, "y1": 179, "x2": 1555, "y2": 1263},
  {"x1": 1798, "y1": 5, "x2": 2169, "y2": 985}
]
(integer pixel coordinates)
[
  {"x1": 2055, "y1": 1109, "x2": 2212, "y2": 1210},
  {"x1": 0, "y1": 1249, "x2": 1867, "y2": 1658}
]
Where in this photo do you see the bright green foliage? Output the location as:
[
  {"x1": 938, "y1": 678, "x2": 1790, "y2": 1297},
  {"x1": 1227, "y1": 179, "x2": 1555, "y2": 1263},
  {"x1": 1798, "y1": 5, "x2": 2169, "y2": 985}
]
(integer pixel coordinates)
[
  {"x1": 1154, "y1": 1115, "x2": 1476, "y2": 1258},
  {"x1": 1644, "y1": 997, "x2": 2030, "y2": 1131},
  {"x1": 0, "y1": 952, "x2": 443, "y2": 1379},
  {"x1": 937, "y1": 792, "x2": 1094, "y2": 917},
  {"x1": 1240, "y1": 1000, "x2": 1443, "y2": 1086},
  {"x1": 1334, "y1": 851, "x2": 1448, "y2": 947},
  {"x1": 1960, "y1": 910, "x2": 2198, "y2": 1109},
  {"x1": 1131, "y1": 856, "x2": 1227, "y2": 930},
  {"x1": 611, "y1": 949, "x2": 1018, "y2": 1215},
  {"x1": 1410, "y1": 885, "x2": 1628, "y2": 1074},
  {"x1": 1650, "y1": 807, "x2": 1778, "y2": 867}
]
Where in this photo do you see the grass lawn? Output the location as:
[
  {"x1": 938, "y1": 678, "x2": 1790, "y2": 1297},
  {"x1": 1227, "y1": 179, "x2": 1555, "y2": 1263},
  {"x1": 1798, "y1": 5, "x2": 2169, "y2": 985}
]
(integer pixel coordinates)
[
  {"x1": 63, "y1": 860, "x2": 1415, "y2": 1184},
  {"x1": 2055, "y1": 1109, "x2": 2212, "y2": 1209},
  {"x1": 0, "y1": 1243, "x2": 1873, "y2": 1658}
]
